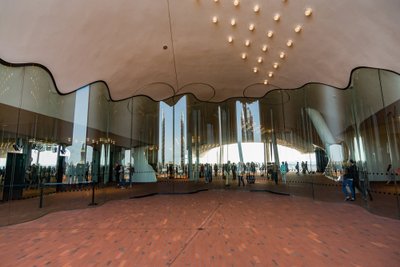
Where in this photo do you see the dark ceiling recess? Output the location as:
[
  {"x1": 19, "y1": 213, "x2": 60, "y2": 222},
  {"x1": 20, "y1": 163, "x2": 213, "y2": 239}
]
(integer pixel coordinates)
[{"x1": 163, "y1": 45, "x2": 168, "y2": 50}]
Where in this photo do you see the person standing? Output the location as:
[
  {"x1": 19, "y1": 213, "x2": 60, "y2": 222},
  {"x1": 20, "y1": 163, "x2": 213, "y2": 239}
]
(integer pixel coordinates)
[
  {"x1": 232, "y1": 162, "x2": 237, "y2": 180},
  {"x1": 213, "y1": 163, "x2": 218, "y2": 178},
  {"x1": 342, "y1": 163, "x2": 355, "y2": 201},
  {"x1": 237, "y1": 162, "x2": 245, "y2": 187},
  {"x1": 280, "y1": 162, "x2": 287, "y2": 184}
]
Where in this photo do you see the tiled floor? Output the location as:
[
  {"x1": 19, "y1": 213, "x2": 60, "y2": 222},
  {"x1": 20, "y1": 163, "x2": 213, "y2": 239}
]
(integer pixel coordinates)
[{"x1": 0, "y1": 190, "x2": 399, "y2": 266}]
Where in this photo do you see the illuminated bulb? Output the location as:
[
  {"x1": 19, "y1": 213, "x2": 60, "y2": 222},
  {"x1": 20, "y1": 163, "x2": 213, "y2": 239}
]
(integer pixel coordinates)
[
  {"x1": 231, "y1": 18, "x2": 236, "y2": 26},
  {"x1": 233, "y1": 0, "x2": 239, "y2": 7},
  {"x1": 245, "y1": 39, "x2": 251, "y2": 47},
  {"x1": 280, "y1": 51, "x2": 286, "y2": 59},
  {"x1": 241, "y1": 53, "x2": 247, "y2": 59},
  {"x1": 212, "y1": 16, "x2": 218, "y2": 23},
  {"x1": 262, "y1": 44, "x2": 268, "y2": 52},
  {"x1": 273, "y1": 62, "x2": 279, "y2": 69},
  {"x1": 228, "y1": 36, "x2": 233, "y2": 43},
  {"x1": 249, "y1": 23, "x2": 255, "y2": 31},
  {"x1": 264, "y1": 80, "x2": 269, "y2": 85},
  {"x1": 267, "y1": 30, "x2": 274, "y2": 38},
  {"x1": 214, "y1": 0, "x2": 219, "y2": 2},
  {"x1": 257, "y1": 57, "x2": 263, "y2": 63},
  {"x1": 294, "y1": 25, "x2": 302, "y2": 33},
  {"x1": 268, "y1": 72, "x2": 273, "y2": 77},
  {"x1": 286, "y1": 39, "x2": 293, "y2": 47},
  {"x1": 273, "y1": 13, "x2": 280, "y2": 21},
  {"x1": 253, "y1": 67, "x2": 258, "y2": 73},
  {"x1": 254, "y1": 5, "x2": 260, "y2": 13},
  {"x1": 305, "y1": 8, "x2": 313, "y2": 16}
]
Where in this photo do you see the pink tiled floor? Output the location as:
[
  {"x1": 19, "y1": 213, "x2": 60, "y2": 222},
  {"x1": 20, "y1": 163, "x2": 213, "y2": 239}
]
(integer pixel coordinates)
[{"x1": 0, "y1": 190, "x2": 399, "y2": 266}]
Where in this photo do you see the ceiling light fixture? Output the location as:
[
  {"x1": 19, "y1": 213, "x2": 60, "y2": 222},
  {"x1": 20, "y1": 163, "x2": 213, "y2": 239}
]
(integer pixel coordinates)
[
  {"x1": 254, "y1": 5, "x2": 260, "y2": 13},
  {"x1": 305, "y1": 8, "x2": 313, "y2": 16},
  {"x1": 231, "y1": 18, "x2": 236, "y2": 26},
  {"x1": 233, "y1": 0, "x2": 240, "y2": 7},
  {"x1": 280, "y1": 51, "x2": 286, "y2": 58},
  {"x1": 286, "y1": 39, "x2": 293, "y2": 47},
  {"x1": 262, "y1": 44, "x2": 268, "y2": 52},
  {"x1": 257, "y1": 57, "x2": 263, "y2": 63},
  {"x1": 245, "y1": 39, "x2": 251, "y2": 47},
  {"x1": 253, "y1": 67, "x2": 258, "y2": 73},
  {"x1": 228, "y1": 36, "x2": 233, "y2": 43},
  {"x1": 212, "y1": 16, "x2": 218, "y2": 24},
  {"x1": 264, "y1": 79, "x2": 268, "y2": 85},
  {"x1": 273, "y1": 13, "x2": 281, "y2": 21},
  {"x1": 268, "y1": 71, "x2": 274, "y2": 77},
  {"x1": 294, "y1": 25, "x2": 302, "y2": 33},
  {"x1": 249, "y1": 23, "x2": 255, "y2": 31},
  {"x1": 273, "y1": 62, "x2": 279, "y2": 69},
  {"x1": 267, "y1": 30, "x2": 274, "y2": 38},
  {"x1": 241, "y1": 53, "x2": 247, "y2": 59}
]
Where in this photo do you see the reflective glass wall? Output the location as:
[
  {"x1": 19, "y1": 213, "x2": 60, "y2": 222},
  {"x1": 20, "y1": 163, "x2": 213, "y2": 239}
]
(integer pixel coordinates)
[{"x1": 0, "y1": 63, "x2": 399, "y2": 225}]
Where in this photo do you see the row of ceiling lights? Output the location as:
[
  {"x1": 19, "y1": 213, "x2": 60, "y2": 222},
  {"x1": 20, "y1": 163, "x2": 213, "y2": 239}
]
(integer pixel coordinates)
[{"x1": 210, "y1": 1, "x2": 313, "y2": 85}]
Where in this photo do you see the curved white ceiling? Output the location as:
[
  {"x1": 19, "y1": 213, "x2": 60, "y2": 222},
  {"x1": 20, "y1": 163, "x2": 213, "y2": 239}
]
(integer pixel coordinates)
[{"x1": 1, "y1": 0, "x2": 400, "y2": 102}]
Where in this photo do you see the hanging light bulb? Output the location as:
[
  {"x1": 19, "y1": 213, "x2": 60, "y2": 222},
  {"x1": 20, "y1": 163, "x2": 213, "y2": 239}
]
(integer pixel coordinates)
[
  {"x1": 268, "y1": 71, "x2": 273, "y2": 77},
  {"x1": 254, "y1": 5, "x2": 260, "y2": 13},
  {"x1": 294, "y1": 25, "x2": 302, "y2": 33},
  {"x1": 267, "y1": 30, "x2": 274, "y2": 38},
  {"x1": 245, "y1": 39, "x2": 251, "y2": 47},
  {"x1": 241, "y1": 53, "x2": 247, "y2": 59},
  {"x1": 262, "y1": 44, "x2": 268, "y2": 52},
  {"x1": 253, "y1": 67, "x2": 258, "y2": 73},
  {"x1": 231, "y1": 18, "x2": 236, "y2": 26},
  {"x1": 228, "y1": 36, "x2": 233, "y2": 43},
  {"x1": 249, "y1": 23, "x2": 255, "y2": 31},
  {"x1": 273, "y1": 13, "x2": 281, "y2": 21},
  {"x1": 280, "y1": 51, "x2": 286, "y2": 59},
  {"x1": 273, "y1": 62, "x2": 279, "y2": 69},
  {"x1": 233, "y1": 0, "x2": 240, "y2": 7},
  {"x1": 286, "y1": 39, "x2": 293, "y2": 47},
  {"x1": 264, "y1": 79, "x2": 269, "y2": 85},
  {"x1": 305, "y1": 8, "x2": 313, "y2": 16},
  {"x1": 257, "y1": 57, "x2": 263, "y2": 63},
  {"x1": 212, "y1": 16, "x2": 218, "y2": 24}
]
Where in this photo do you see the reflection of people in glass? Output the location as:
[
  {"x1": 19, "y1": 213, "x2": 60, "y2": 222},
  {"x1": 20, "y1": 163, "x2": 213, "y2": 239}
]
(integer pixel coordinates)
[
  {"x1": 119, "y1": 164, "x2": 125, "y2": 188},
  {"x1": 271, "y1": 164, "x2": 278, "y2": 185},
  {"x1": 25, "y1": 165, "x2": 32, "y2": 189},
  {"x1": 114, "y1": 162, "x2": 121, "y2": 185},
  {"x1": 342, "y1": 164, "x2": 355, "y2": 201},
  {"x1": 129, "y1": 164, "x2": 134, "y2": 187},
  {"x1": 67, "y1": 162, "x2": 75, "y2": 184},
  {"x1": 386, "y1": 164, "x2": 394, "y2": 184},
  {"x1": 349, "y1": 160, "x2": 362, "y2": 200}
]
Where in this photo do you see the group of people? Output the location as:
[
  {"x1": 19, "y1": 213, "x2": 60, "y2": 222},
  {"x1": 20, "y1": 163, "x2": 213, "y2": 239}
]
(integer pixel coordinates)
[
  {"x1": 114, "y1": 162, "x2": 134, "y2": 188},
  {"x1": 340, "y1": 159, "x2": 373, "y2": 201},
  {"x1": 294, "y1": 161, "x2": 310, "y2": 175}
]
